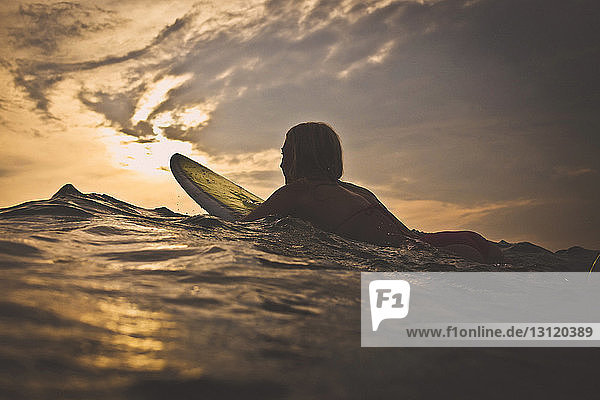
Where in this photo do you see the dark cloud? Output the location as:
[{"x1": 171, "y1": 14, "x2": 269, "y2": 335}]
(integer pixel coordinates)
[
  {"x1": 9, "y1": 4, "x2": 197, "y2": 115},
  {"x1": 161, "y1": 124, "x2": 204, "y2": 141},
  {"x1": 79, "y1": 90, "x2": 141, "y2": 128},
  {"x1": 34, "y1": 11, "x2": 195, "y2": 72},
  {"x1": 9, "y1": 0, "x2": 600, "y2": 136},
  {"x1": 120, "y1": 121, "x2": 155, "y2": 139},
  {"x1": 10, "y1": 2, "x2": 120, "y2": 53},
  {"x1": 12, "y1": 70, "x2": 63, "y2": 113}
]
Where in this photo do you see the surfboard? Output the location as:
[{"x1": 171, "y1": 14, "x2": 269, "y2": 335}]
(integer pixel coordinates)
[{"x1": 170, "y1": 153, "x2": 264, "y2": 221}]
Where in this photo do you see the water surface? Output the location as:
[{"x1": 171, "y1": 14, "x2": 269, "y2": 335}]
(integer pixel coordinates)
[{"x1": 1, "y1": 185, "x2": 598, "y2": 399}]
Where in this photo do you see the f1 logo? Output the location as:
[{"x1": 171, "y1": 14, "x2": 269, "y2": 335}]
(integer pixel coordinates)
[{"x1": 369, "y1": 280, "x2": 410, "y2": 331}]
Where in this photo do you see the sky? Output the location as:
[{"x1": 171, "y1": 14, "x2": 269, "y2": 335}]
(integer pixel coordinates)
[{"x1": 0, "y1": 0, "x2": 598, "y2": 251}]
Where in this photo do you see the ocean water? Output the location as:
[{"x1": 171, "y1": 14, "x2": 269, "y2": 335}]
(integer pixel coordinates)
[{"x1": 1, "y1": 184, "x2": 598, "y2": 399}]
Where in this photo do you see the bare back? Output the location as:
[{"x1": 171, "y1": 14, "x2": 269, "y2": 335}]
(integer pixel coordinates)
[{"x1": 243, "y1": 179, "x2": 416, "y2": 245}]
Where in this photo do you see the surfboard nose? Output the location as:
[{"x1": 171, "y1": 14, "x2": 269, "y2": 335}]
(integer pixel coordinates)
[
  {"x1": 170, "y1": 153, "x2": 184, "y2": 162},
  {"x1": 170, "y1": 153, "x2": 185, "y2": 169}
]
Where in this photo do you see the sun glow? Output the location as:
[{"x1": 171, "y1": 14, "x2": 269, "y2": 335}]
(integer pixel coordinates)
[
  {"x1": 131, "y1": 74, "x2": 193, "y2": 125},
  {"x1": 100, "y1": 127, "x2": 195, "y2": 178},
  {"x1": 177, "y1": 106, "x2": 212, "y2": 128},
  {"x1": 151, "y1": 100, "x2": 218, "y2": 132}
]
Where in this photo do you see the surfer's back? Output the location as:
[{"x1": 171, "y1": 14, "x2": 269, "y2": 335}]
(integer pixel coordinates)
[
  {"x1": 242, "y1": 122, "x2": 416, "y2": 243},
  {"x1": 243, "y1": 177, "x2": 415, "y2": 245}
]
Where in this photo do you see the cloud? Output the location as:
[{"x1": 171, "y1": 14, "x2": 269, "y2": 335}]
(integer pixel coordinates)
[
  {"x1": 8, "y1": 4, "x2": 198, "y2": 114},
  {"x1": 553, "y1": 166, "x2": 596, "y2": 178},
  {"x1": 78, "y1": 89, "x2": 141, "y2": 129},
  {"x1": 11, "y1": 70, "x2": 63, "y2": 114},
  {"x1": 384, "y1": 196, "x2": 543, "y2": 232},
  {"x1": 10, "y1": 2, "x2": 120, "y2": 53},
  {"x1": 7, "y1": 0, "x2": 600, "y2": 142}
]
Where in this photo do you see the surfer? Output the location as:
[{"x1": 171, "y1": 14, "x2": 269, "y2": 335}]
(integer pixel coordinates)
[{"x1": 242, "y1": 122, "x2": 503, "y2": 264}]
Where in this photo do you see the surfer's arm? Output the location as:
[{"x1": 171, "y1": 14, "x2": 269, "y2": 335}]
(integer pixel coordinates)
[{"x1": 241, "y1": 185, "x2": 299, "y2": 221}]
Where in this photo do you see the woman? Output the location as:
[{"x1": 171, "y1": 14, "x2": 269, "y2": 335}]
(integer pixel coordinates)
[{"x1": 242, "y1": 122, "x2": 503, "y2": 264}]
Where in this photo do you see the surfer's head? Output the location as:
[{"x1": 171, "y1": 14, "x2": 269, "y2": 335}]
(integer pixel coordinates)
[{"x1": 281, "y1": 122, "x2": 343, "y2": 183}]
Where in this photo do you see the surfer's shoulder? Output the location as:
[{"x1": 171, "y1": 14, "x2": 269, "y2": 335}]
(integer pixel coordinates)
[
  {"x1": 338, "y1": 181, "x2": 382, "y2": 205},
  {"x1": 273, "y1": 179, "x2": 308, "y2": 195},
  {"x1": 240, "y1": 182, "x2": 306, "y2": 221}
]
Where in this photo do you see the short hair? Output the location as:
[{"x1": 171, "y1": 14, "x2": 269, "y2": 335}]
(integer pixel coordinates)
[{"x1": 283, "y1": 122, "x2": 343, "y2": 181}]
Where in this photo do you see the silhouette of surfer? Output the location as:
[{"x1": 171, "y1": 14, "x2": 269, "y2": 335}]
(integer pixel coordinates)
[{"x1": 243, "y1": 122, "x2": 503, "y2": 264}]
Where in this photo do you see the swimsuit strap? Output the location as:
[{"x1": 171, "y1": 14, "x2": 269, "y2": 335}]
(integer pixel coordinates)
[{"x1": 333, "y1": 203, "x2": 382, "y2": 232}]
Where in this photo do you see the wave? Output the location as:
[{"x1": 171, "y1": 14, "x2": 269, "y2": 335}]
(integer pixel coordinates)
[{"x1": 0, "y1": 184, "x2": 598, "y2": 272}]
